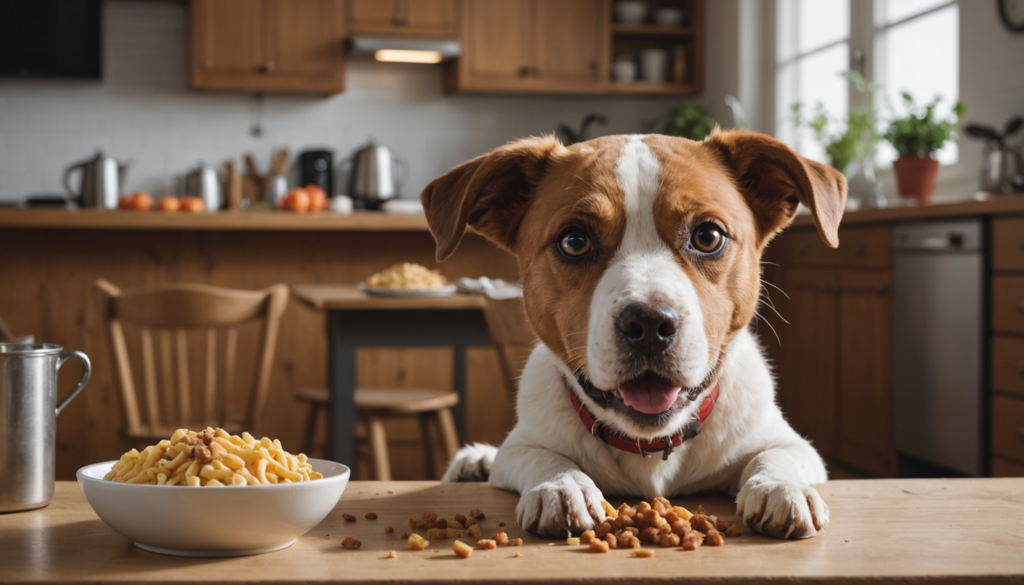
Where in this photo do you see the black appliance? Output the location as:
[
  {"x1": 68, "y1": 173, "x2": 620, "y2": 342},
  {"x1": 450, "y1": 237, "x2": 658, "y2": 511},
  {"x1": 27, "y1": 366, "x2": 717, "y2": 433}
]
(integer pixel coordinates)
[
  {"x1": 0, "y1": 0, "x2": 102, "y2": 78},
  {"x1": 299, "y1": 150, "x2": 334, "y2": 196}
]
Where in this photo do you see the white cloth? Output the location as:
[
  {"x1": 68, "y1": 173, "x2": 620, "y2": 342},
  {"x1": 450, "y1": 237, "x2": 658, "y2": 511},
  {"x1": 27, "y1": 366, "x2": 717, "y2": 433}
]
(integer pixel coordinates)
[{"x1": 454, "y1": 277, "x2": 523, "y2": 300}]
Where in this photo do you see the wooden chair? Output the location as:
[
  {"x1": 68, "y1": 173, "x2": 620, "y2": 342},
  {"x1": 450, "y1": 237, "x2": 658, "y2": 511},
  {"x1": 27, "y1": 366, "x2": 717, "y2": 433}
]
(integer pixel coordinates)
[
  {"x1": 93, "y1": 279, "x2": 289, "y2": 442},
  {"x1": 482, "y1": 296, "x2": 537, "y2": 405}
]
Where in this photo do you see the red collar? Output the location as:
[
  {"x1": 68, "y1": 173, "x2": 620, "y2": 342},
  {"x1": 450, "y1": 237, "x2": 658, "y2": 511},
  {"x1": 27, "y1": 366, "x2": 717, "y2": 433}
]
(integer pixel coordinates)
[{"x1": 566, "y1": 378, "x2": 720, "y2": 460}]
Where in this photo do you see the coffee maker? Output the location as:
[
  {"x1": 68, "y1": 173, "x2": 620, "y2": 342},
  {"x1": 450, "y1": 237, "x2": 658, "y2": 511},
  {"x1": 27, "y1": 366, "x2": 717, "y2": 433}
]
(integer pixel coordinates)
[{"x1": 299, "y1": 150, "x2": 333, "y2": 195}]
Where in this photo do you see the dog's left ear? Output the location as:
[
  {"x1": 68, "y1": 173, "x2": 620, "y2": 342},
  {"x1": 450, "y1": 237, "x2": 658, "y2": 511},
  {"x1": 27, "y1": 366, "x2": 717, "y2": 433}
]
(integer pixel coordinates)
[
  {"x1": 421, "y1": 135, "x2": 567, "y2": 261},
  {"x1": 704, "y1": 129, "x2": 847, "y2": 248}
]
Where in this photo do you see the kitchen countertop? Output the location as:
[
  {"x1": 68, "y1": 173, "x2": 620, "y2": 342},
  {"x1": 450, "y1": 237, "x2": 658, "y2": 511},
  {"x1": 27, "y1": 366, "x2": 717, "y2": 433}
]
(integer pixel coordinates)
[
  {"x1": 791, "y1": 196, "x2": 1024, "y2": 227},
  {"x1": 2, "y1": 479, "x2": 1022, "y2": 584}
]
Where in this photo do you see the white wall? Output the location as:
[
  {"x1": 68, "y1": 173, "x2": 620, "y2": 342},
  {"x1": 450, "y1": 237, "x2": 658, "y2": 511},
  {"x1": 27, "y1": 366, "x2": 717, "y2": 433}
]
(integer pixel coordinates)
[{"x1": 0, "y1": 1, "x2": 697, "y2": 203}]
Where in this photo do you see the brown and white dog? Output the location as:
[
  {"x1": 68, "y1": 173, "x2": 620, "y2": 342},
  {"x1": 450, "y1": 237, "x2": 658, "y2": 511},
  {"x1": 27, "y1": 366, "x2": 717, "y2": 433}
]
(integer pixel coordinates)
[{"x1": 421, "y1": 130, "x2": 846, "y2": 540}]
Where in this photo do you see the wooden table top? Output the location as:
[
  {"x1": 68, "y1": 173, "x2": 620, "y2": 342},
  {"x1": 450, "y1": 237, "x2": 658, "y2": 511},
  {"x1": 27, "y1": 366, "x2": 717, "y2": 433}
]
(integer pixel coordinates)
[
  {"x1": 2, "y1": 479, "x2": 1023, "y2": 584},
  {"x1": 293, "y1": 285, "x2": 487, "y2": 311},
  {"x1": 790, "y1": 194, "x2": 1024, "y2": 227}
]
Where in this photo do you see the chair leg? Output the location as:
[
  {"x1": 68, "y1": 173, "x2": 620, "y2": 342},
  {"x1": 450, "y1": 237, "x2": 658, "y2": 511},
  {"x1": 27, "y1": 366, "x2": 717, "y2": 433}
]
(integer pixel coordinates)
[
  {"x1": 419, "y1": 412, "x2": 437, "y2": 479},
  {"x1": 303, "y1": 403, "x2": 322, "y2": 457},
  {"x1": 435, "y1": 407, "x2": 460, "y2": 464},
  {"x1": 367, "y1": 416, "x2": 392, "y2": 482}
]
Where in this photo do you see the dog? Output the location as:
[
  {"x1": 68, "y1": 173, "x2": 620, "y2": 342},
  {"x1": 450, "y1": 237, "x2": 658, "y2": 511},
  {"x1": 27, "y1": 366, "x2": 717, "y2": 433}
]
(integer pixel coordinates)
[{"x1": 420, "y1": 130, "x2": 846, "y2": 540}]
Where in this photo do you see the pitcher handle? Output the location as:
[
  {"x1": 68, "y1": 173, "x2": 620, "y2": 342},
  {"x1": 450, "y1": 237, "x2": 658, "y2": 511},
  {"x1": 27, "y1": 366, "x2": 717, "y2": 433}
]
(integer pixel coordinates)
[
  {"x1": 63, "y1": 162, "x2": 84, "y2": 198},
  {"x1": 393, "y1": 157, "x2": 408, "y2": 193},
  {"x1": 55, "y1": 351, "x2": 91, "y2": 417}
]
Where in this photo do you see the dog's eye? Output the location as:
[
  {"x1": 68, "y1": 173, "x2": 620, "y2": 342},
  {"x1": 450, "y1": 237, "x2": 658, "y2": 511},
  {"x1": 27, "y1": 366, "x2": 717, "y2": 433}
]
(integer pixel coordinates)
[
  {"x1": 691, "y1": 223, "x2": 725, "y2": 253},
  {"x1": 559, "y1": 231, "x2": 592, "y2": 257}
]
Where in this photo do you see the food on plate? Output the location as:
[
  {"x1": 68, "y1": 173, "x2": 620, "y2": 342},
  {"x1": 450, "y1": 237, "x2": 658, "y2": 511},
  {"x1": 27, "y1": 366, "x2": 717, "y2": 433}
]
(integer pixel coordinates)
[
  {"x1": 342, "y1": 537, "x2": 361, "y2": 549},
  {"x1": 180, "y1": 196, "x2": 206, "y2": 213},
  {"x1": 453, "y1": 540, "x2": 473, "y2": 558},
  {"x1": 103, "y1": 427, "x2": 322, "y2": 486},
  {"x1": 157, "y1": 196, "x2": 180, "y2": 211},
  {"x1": 306, "y1": 184, "x2": 328, "y2": 211},
  {"x1": 365, "y1": 263, "x2": 448, "y2": 289},
  {"x1": 280, "y1": 187, "x2": 310, "y2": 212},
  {"x1": 408, "y1": 533, "x2": 429, "y2": 550}
]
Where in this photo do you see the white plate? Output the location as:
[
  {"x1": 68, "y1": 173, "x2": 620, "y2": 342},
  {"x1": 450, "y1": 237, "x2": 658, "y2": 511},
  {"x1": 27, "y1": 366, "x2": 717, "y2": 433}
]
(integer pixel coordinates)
[
  {"x1": 77, "y1": 459, "x2": 349, "y2": 557},
  {"x1": 357, "y1": 283, "x2": 457, "y2": 297}
]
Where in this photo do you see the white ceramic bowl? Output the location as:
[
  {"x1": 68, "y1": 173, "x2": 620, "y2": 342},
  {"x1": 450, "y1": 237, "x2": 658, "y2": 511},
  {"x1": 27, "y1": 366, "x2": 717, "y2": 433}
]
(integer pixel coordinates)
[
  {"x1": 654, "y1": 8, "x2": 685, "y2": 27},
  {"x1": 614, "y1": 1, "x2": 647, "y2": 24},
  {"x1": 77, "y1": 459, "x2": 349, "y2": 557}
]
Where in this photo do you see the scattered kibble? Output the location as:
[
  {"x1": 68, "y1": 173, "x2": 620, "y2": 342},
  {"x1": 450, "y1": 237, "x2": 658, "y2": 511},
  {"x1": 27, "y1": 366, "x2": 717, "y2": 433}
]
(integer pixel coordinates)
[
  {"x1": 387, "y1": 490, "x2": 395, "y2": 494},
  {"x1": 341, "y1": 537, "x2": 361, "y2": 549},
  {"x1": 512, "y1": 538, "x2": 522, "y2": 546},
  {"x1": 498, "y1": 521, "x2": 506, "y2": 527},
  {"x1": 421, "y1": 511, "x2": 438, "y2": 522},
  {"x1": 454, "y1": 540, "x2": 473, "y2": 558},
  {"x1": 386, "y1": 550, "x2": 397, "y2": 559},
  {"x1": 634, "y1": 549, "x2": 654, "y2": 558},
  {"x1": 454, "y1": 513, "x2": 467, "y2": 525},
  {"x1": 566, "y1": 537, "x2": 580, "y2": 545},
  {"x1": 494, "y1": 532, "x2": 509, "y2": 545},
  {"x1": 384, "y1": 525, "x2": 394, "y2": 533},
  {"x1": 366, "y1": 512, "x2": 378, "y2": 520},
  {"x1": 467, "y1": 524, "x2": 482, "y2": 538},
  {"x1": 589, "y1": 539, "x2": 610, "y2": 553},
  {"x1": 342, "y1": 513, "x2": 356, "y2": 522},
  {"x1": 469, "y1": 509, "x2": 485, "y2": 520},
  {"x1": 400, "y1": 531, "x2": 410, "y2": 539},
  {"x1": 408, "y1": 534, "x2": 429, "y2": 550},
  {"x1": 514, "y1": 552, "x2": 522, "y2": 558}
]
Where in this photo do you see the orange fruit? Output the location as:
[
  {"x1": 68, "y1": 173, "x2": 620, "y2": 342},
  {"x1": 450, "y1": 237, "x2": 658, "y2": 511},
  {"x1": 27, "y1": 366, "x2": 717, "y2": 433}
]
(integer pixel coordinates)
[
  {"x1": 157, "y1": 196, "x2": 180, "y2": 212},
  {"x1": 117, "y1": 195, "x2": 132, "y2": 210},
  {"x1": 128, "y1": 192, "x2": 154, "y2": 211},
  {"x1": 282, "y1": 187, "x2": 310, "y2": 212},
  {"x1": 305, "y1": 184, "x2": 327, "y2": 211},
  {"x1": 180, "y1": 196, "x2": 206, "y2": 213}
]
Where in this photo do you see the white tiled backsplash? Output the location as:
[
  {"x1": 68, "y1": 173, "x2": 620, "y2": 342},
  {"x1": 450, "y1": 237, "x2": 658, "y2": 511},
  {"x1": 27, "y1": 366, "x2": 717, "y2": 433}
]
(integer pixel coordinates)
[{"x1": 0, "y1": 1, "x2": 678, "y2": 203}]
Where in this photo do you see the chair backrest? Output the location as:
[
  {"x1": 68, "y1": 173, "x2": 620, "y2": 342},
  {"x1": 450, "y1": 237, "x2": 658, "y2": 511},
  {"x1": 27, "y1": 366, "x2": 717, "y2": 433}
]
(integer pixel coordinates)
[
  {"x1": 482, "y1": 296, "x2": 537, "y2": 403},
  {"x1": 93, "y1": 279, "x2": 288, "y2": 438}
]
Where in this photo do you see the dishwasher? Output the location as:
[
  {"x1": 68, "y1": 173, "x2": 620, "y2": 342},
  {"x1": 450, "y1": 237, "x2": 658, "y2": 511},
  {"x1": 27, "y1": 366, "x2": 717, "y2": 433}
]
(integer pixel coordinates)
[{"x1": 892, "y1": 219, "x2": 985, "y2": 477}]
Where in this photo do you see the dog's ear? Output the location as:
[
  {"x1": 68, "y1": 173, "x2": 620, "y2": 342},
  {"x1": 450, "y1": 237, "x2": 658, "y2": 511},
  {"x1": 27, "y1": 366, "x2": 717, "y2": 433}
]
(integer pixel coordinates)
[
  {"x1": 421, "y1": 135, "x2": 566, "y2": 261},
  {"x1": 703, "y1": 129, "x2": 847, "y2": 248}
]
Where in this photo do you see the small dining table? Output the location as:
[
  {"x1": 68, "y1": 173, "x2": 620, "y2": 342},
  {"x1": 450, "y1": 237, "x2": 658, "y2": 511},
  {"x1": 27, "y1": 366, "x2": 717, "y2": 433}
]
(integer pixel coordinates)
[{"x1": 292, "y1": 285, "x2": 491, "y2": 469}]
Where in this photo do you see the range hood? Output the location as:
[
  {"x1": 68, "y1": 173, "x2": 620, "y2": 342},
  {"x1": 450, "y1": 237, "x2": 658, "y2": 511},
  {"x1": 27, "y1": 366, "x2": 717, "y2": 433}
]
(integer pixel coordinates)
[{"x1": 349, "y1": 36, "x2": 461, "y2": 64}]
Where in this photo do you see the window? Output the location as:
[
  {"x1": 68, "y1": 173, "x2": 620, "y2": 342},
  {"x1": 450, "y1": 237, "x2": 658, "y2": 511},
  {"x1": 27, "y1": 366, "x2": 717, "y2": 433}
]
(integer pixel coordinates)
[{"x1": 774, "y1": 0, "x2": 959, "y2": 167}]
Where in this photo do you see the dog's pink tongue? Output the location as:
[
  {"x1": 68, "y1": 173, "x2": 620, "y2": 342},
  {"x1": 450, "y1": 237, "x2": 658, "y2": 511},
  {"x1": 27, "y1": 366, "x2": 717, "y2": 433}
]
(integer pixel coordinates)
[{"x1": 618, "y1": 376, "x2": 682, "y2": 415}]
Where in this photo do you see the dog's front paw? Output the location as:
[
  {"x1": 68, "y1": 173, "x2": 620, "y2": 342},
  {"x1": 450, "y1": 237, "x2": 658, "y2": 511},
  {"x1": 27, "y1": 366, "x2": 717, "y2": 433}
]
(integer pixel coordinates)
[
  {"x1": 736, "y1": 479, "x2": 829, "y2": 539},
  {"x1": 516, "y1": 476, "x2": 605, "y2": 538}
]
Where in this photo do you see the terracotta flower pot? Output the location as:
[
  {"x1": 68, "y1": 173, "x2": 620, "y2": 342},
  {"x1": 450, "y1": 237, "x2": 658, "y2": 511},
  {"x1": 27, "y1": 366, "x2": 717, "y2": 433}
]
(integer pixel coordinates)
[{"x1": 892, "y1": 155, "x2": 940, "y2": 204}]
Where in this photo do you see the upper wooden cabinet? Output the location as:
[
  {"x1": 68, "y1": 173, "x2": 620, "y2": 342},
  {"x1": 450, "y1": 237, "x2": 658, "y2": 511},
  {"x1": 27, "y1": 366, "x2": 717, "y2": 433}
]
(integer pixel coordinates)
[
  {"x1": 348, "y1": 0, "x2": 458, "y2": 37},
  {"x1": 191, "y1": 0, "x2": 346, "y2": 94},
  {"x1": 448, "y1": 0, "x2": 608, "y2": 93}
]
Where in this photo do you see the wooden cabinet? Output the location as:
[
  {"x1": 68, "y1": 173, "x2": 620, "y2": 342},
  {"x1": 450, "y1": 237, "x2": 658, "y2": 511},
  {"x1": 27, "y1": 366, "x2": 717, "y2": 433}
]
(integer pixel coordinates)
[
  {"x1": 348, "y1": 0, "x2": 457, "y2": 37},
  {"x1": 448, "y1": 0, "x2": 608, "y2": 93},
  {"x1": 991, "y1": 217, "x2": 1024, "y2": 476},
  {"x1": 767, "y1": 227, "x2": 896, "y2": 477},
  {"x1": 191, "y1": 0, "x2": 346, "y2": 94}
]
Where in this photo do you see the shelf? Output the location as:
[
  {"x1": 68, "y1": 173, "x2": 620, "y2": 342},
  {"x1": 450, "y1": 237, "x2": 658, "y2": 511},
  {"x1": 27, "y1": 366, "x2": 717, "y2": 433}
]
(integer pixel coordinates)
[
  {"x1": 611, "y1": 23, "x2": 694, "y2": 36},
  {"x1": 606, "y1": 81, "x2": 698, "y2": 95}
]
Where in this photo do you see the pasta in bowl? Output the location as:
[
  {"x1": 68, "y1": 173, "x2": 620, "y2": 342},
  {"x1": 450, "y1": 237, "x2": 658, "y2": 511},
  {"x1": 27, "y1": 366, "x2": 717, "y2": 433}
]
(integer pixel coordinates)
[{"x1": 77, "y1": 428, "x2": 349, "y2": 557}]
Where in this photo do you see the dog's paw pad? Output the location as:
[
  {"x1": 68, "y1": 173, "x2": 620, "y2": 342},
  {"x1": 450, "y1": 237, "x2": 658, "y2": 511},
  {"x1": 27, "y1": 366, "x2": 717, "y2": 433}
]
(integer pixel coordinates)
[
  {"x1": 736, "y1": 481, "x2": 828, "y2": 539},
  {"x1": 516, "y1": 478, "x2": 605, "y2": 537}
]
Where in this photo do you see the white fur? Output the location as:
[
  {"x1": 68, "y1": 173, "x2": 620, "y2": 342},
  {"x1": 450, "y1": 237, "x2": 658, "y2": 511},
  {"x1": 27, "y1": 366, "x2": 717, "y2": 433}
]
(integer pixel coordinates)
[{"x1": 447, "y1": 135, "x2": 830, "y2": 540}]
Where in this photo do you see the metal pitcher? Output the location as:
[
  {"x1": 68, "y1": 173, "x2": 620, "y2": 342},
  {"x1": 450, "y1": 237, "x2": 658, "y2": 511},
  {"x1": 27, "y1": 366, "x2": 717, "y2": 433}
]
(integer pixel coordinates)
[
  {"x1": 0, "y1": 344, "x2": 90, "y2": 513},
  {"x1": 63, "y1": 150, "x2": 131, "y2": 209},
  {"x1": 182, "y1": 162, "x2": 223, "y2": 212},
  {"x1": 348, "y1": 141, "x2": 407, "y2": 209}
]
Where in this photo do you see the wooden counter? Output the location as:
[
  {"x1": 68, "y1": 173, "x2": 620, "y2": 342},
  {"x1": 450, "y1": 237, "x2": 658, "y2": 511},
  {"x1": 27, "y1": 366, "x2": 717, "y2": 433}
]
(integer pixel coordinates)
[
  {"x1": 2, "y1": 479, "x2": 1022, "y2": 584},
  {"x1": 791, "y1": 196, "x2": 1024, "y2": 227}
]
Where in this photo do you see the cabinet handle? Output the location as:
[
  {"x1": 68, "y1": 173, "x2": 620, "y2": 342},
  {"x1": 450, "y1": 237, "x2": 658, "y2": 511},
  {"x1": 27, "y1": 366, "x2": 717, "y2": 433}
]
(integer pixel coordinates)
[
  {"x1": 1016, "y1": 362, "x2": 1024, "y2": 376},
  {"x1": 393, "y1": 15, "x2": 412, "y2": 26},
  {"x1": 851, "y1": 243, "x2": 865, "y2": 256},
  {"x1": 1017, "y1": 239, "x2": 1024, "y2": 251},
  {"x1": 520, "y1": 65, "x2": 532, "y2": 76},
  {"x1": 1018, "y1": 299, "x2": 1024, "y2": 313},
  {"x1": 1017, "y1": 427, "x2": 1024, "y2": 441},
  {"x1": 261, "y1": 61, "x2": 275, "y2": 73},
  {"x1": 533, "y1": 66, "x2": 544, "y2": 76},
  {"x1": 875, "y1": 284, "x2": 886, "y2": 295}
]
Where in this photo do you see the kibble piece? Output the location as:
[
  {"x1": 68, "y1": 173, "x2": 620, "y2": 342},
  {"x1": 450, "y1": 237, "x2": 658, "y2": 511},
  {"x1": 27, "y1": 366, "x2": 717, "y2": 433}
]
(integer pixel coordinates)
[
  {"x1": 465, "y1": 517, "x2": 479, "y2": 527},
  {"x1": 469, "y1": 509, "x2": 485, "y2": 519},
  {"x1": 386, "y1": 550, "x2": 397, "y2": 559},
  {"x1": 636, "y1": 502, "x2": 652, "y2": 514},
  {"x1": 618, "y1": 534, "x2": 641, "y2": 549},
  {"x1": 426, "y1": 528, "x2": 449, "y2": 540},
  {"x1": 454, "y1": 540, "x2": 473, "y2": 558},
  {"x1": 601, "y1": 500, "x2": 619, "y2": 519},
  {"x1": 446, "y1": 528, "x2": 464, "y2": 538},
  {"x1": 670, "y1": 518, "x2": 691, "y2": 537},
  {"x1": 580, "y1": 530, "x2": 596, "y2": 543},
  {"x1": 682, "y1": 530, "x2": 704, "y2": 551},
  {"x1": 566, "y1": 537, "x2": 581, "y2": 545},
  {"x1": 498, "y1": 521, "x2": 506, "y2": 527},
  {"x1": 604, "y1": 532, "x2": 618, "y2": 549},
  {"x1": 447, "y1": 519, "x2": 464, "y2": 530},
  {"x1": 423, "y1": 521, "x2": 438, "y2": 530},
  {"x1": 697, "y1": 505, "x2": 708, "y2": 515},
  {"x1": 454, "y1": 513, "x2": 467, "y2": 525},
  {"x1": 387, "y1": 490, "x2": 395, "y2": 494},
  {"x1": 384, "y1": 525, "x2": 394, "y2": 533},
  {"x1": 634, "y1": 549, "x2": 655, "y2": 558},
  {"x1": 589, "y1": 538, "x2": 610, "y2": 553},
  {"x1": 409, "y1": 517, "x2": 423, "y2": 528},
  {"x1": 494, "y1": 532, "x2": 509, "y2": 546},
  {"x1": 651, "y1": 497, "x2": 673, "y2": 516},
  {"x1": 595, "y1": 521, "x2": 613, "y2": 537},
  {"x1": 341, "y1": 537, "x2": 361, "y2": 549},
  {"x1": 477, "y1": 539, "x2": 497, "y2": 550},
  {"x1": 408, "y1": 534, "x2": 430, "y2": 550},
  {"x1": 514, "y1": 552, "x2": 522, "y2": 558},
  {"x1": 618, "y1": 503, "x2": 636, "y2": 518},
  {"x1": 659, "y1": 533, "x2": 681, "y2": 547},
  {"x1": 421, "y1": 511, "x2": 438, "y2": 522},
  {"x1": 723, "y1": 525, "x2": 742, "y2": 538},
  {"x1": 705, "y1": 529, "x2": 725, "y2": 546},
  {"x1": 436, "y1": 518, "x2": 448, "y2": 529},
  {"x1": 673, "y1": 506, "x2": 693, "y2": 521},
  {"x1": 512, "y1": 538, "x2": 523, "y2": 546},
  {"x1": 467, "y1": 524, "x2": 482, "y2": 538},
  {"x1": 639, "y1": 527, "x2": 660, "y2": 545},
  {"x1": 342, "y1": 513, "x2": 357, "y2": 522},
  {"x1": 365, "y1": 512, "x2": 378, "y2": 520}
]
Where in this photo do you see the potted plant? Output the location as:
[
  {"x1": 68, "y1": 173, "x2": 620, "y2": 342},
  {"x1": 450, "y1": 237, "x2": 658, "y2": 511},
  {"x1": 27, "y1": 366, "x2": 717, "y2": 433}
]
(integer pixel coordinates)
[
  {"x1": 791, "y1": 102, "x2": 879, "y2": 176},
  {"x1": 884, "y1": 93, "x2": 966, "y2": 204},
  {"x1": 662, "y1": 99, "x2": 717, "y2": 141}
]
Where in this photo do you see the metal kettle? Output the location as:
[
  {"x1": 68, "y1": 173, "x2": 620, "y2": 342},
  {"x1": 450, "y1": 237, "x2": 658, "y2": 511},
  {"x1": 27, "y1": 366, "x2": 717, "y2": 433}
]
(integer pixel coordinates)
[
  {"x1": 63, "y1": 150, "x2": 130, "y2": 209},
  {"x1": 182, "y1": 162, "x2": 222, "y2": 212},
  {"x1": 349, "y1": 141, "x2": 406, "y2": 210}
]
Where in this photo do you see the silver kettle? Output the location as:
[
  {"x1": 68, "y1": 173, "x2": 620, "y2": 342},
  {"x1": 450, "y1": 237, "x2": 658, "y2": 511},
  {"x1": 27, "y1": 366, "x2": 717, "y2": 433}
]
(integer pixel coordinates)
[
  {"x1": 63, "y1": 151, "x2": 130, "y2": 209},
  {"x1": 349, "y1": 141, "x2": 406, "y2": 210},
  {"x1": 182, "y1": 162, "x2": 222, "y2": 212}
]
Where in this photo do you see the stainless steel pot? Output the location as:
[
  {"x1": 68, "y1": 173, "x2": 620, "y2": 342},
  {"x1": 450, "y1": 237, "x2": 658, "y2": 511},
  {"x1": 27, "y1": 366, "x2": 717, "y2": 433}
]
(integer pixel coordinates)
[
  {"x1": 0, "y1": 343, "x2": 91, "y2": 513},
  {"x1": 63, "y1": 151, "x2": 131, "y2": 209},
  {"x1": 349, "y1": 142, "x2": 406, "y2": 209},
  {"x1": 182, "y1": 162, "x2": 222, "y2": 212}
]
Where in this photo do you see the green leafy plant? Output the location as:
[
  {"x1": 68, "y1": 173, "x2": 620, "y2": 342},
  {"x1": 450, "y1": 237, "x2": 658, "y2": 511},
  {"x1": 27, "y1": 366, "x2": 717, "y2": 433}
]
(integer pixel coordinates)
[
  {"x1": 663, "y1": 100, "x2": 717, "y2": 141},
  {"x1": 791, "y1": 103, "x2": 879, "y2": 175},
  {"x1": 884, "y1": 93, "x2": 966, "y2": 158}
]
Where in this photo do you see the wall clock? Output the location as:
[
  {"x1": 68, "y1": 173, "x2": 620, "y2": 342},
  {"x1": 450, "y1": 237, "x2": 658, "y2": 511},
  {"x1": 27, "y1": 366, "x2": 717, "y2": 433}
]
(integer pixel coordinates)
[{"x1": 999, "y1": 0, "x2": 1024, "y2": 32}]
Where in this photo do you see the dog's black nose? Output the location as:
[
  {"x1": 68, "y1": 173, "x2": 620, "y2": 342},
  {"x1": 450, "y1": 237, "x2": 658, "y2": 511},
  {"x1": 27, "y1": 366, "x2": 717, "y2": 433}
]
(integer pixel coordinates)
[{"x1": 616, "y1": 302, "x2": 679, "y2": 355}]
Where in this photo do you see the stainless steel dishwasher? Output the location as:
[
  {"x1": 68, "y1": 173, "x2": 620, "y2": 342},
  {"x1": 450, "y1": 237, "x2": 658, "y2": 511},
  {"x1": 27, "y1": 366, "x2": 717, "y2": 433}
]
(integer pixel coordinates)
[{"x1": 892, "y1": 219, "x2": 985, "y2": 476}]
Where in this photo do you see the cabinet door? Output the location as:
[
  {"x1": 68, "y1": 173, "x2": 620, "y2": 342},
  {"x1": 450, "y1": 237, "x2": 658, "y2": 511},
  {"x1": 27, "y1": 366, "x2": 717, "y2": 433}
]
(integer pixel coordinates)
[
  {"x1": 836, "y1": 271, "x2": 896, "y2": 477},
  {"x1": 347, "y1": 0, "x2": 400, "y2": 32},
  {"x1": 458, "y1": 0, "x2": 532, "y2": 85},
  {"x1": 263, "y1": 0, "x2": 346, "y2": 91},
  {"x1": 192, "y1": 0, "x2": 265, "y2": 75},
  {"x1": 533, "y1": 0, "x2": 605, "y2": 85},
  {"x1": 778, "y1": 269, "x2": 839, "y2": 457},
  {"x1": 405, "y1": 0, "x2": 458, "y2": 35}
]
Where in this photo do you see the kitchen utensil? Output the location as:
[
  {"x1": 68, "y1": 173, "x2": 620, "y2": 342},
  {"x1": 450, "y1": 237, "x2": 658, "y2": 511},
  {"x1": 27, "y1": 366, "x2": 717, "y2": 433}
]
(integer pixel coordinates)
[
  {"x1": 77, "y1": 459, "x2": 349, "y2": 557},
  {"x1": 611, "y1": 57, "x2": 637, "y2": 83},
  {"x1": 270, "y1": 148, "x2": 289, "y2": 176},
  {"x1": 182, "y1": 162, "x2": 222, "y2": 212},
  {"x1": 300, "y1": 150, "x2": 334, "y2": 196},
  {"x1": 654, "y1": 8, "x2": 685, "y2": 26},
  {"x1": 641, "y1": 49, "x2": 669, "y2": 83},
  {"x1": 556, "y1": 113, "x2": 608, "y2": 145},
  {"x1": 225, "y1": 161, "x2": 243, "y2": 211},
  {"x1": 62, "y1": 150, "x2": 130, "y2": 209},
  {"x1": 966, "y1": 117, "x2": 1024, "y2": 193},
  {"x1": 0, "y1": 343, "x2": 91, "y2": 513},
  {"x1": 349, "y1": 142, "x2": 407, "y2": 210},
  {"x1": 266, "y1": 174, "x2": 289, "y2": 205},
  {"x1": 243, "y1": 153, "x2": 265, "y2": 203},
  {"x1": 614, "y1": 1, "x2": 647, "y2": 24}
]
